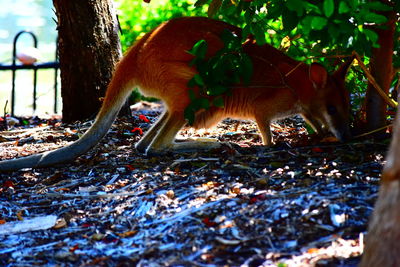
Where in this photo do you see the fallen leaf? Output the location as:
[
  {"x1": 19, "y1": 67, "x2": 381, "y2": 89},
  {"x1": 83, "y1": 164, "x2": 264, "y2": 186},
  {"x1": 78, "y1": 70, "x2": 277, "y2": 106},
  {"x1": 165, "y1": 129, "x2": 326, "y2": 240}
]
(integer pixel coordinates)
[
  {"x1": 312, "y1": 147, "x2": 324, "y2": 153},
  {"x1": 203, "y1": 217, "x2": 217, "y2": 227},
  {"x1": 139, "y1": 114, "x2": 150, "y2": 123},
  {"x1": 131, "y1": 127, "x2": 143, "y2": 135},
  {"x1": 17, "y1": 210, "x2": 24, "y2": 221},
  {"x1": 53, "y1": 218, "x2": 67, "y2": 229},
  {"x1": 117, "y1": 230, "x2": 138, "y2": 238}
]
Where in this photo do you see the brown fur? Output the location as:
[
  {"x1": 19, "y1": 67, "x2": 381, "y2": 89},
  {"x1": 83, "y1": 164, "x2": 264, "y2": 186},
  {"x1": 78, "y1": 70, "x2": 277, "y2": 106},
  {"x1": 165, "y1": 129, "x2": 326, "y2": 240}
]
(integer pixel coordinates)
[{"x1": 0, "y1": 17, "x2": 352, "y2": 171}]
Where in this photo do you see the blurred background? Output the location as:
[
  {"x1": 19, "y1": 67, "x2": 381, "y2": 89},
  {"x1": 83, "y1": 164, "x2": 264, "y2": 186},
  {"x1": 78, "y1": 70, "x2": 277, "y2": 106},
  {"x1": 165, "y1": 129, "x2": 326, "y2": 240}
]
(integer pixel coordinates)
[
  {"x1": 0, "y1": 0, "x2": 58, "y2": 117},
  {"x1": 0, "y1": 0, "x2": 203, "y2": 117}
]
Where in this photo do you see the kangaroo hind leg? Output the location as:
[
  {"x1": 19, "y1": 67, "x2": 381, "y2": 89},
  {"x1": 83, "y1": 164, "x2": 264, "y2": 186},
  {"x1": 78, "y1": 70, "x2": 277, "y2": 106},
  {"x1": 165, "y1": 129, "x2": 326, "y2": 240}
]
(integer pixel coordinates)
[
  {"x1": 144, "y1": 111, "x2": 223, "y2": 155},
  {"x1": 144, "y1": 111, "x2": 186, "y2": 155},
  {"x1": 135, "y1": 111, "x2": 169, "y2": 153},
  {"x1": 255, "y1": 115, "x2": 272, "y2": 146}
]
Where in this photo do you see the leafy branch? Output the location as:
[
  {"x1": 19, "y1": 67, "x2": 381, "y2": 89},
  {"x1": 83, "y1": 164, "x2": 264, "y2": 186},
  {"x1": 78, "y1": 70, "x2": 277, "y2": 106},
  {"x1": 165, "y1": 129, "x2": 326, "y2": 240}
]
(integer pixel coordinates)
[{"x1": 184, "y1": 29, "x2": 253, "y2": 125}]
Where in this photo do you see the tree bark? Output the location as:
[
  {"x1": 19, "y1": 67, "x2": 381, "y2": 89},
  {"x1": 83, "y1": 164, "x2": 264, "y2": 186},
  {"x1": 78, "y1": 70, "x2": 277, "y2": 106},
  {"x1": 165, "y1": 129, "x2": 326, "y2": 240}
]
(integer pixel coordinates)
[
  {"x1": 365, "y1": 7, "x2": 396, "y2": 136},
  {"x1": 53, "y1": 0, "x2": 122, "y2": 123},
  {"x1": 361, "y1": 93, "x2": 400, "y2": 266}
]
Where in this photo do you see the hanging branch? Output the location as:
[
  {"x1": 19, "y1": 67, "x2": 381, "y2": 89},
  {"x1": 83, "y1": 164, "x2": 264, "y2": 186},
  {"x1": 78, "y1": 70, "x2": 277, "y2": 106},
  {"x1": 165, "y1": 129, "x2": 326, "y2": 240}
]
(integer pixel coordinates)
[{"x1": 352, "y1": 51, "x2": 398, "y2": 108}]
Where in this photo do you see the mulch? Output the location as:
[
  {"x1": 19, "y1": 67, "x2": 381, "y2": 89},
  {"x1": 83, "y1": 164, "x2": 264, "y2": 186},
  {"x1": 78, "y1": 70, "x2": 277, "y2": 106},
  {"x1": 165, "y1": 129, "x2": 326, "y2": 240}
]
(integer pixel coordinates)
[{"x1": 0, "y1": 102, "x2": 386, "y2": 266}]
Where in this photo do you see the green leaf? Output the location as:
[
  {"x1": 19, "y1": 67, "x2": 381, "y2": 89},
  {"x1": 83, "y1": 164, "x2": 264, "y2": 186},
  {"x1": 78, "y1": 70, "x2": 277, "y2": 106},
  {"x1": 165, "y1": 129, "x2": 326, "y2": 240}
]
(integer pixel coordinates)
[
  {"x1": 242, "y1": 24, "x2": 251, "y2": 41},
  {"x1": 285, "y1": 0, "x2": 304, "y2": 17},
  {"x1": 323, "y1": 0, "x2": 334, "y2": 17},
  {"x1": 267, "y1": 2, "x2": 284, "y2": 19},
  {"x1": 365, "y1": 1, "x2": 392, "y2": 12},
  {"x1": 250, "y1": 23, "x2": 266, "y2": 45},
  {"x1": 207, "y1": 85, "x2": 228, "y2": 96},
  {"x1": 224, "y1": 4, "x2": 237, "y2": 16},
  {"x1": 213, "y1": 96, "x2": 225, "y2": 108},
  {"x1": 327, "y1": 25, "x2": 339, "y2": 40},
  {"x1": 396, "y1": 1, "x2": 400, "y2": 13},
  {"x1": 282, "y1": 9, "x2": 299, "y2": 32},
  {"x1": 311, "y1": 16, "x2": 328, "y2": 30},
  {"x1": 188, "y1": 39, "x2": 208, "y2": 59},
  {"x1": 244, "y1": 10, "x2": 254, "y2": 24},
  {"x1": 304, "y1": 123, "x2": 316, "y2": 135},
  {"x1": 363, "y1": 29, "x2": 379, "y2": 44},
  {"x1": 196, "y1": 60, "x2": 209, "y2": 76},
  {"x1": 184, "y1": 106, "x2": 196, "y2": 125},
  {"x1": 194, "y1": 0, "x2": 208, "y2": 7},
  {"x1": 197, "y1": 98, "x2": 210, "y2": 110},
  {"x1": 301, "y1": 16, "x2": 314, "y2": 34},
  {"x1": 364, "y1": 12, "x2": 388, "y2": 24},
  {"x1": 221, "y1": 29, "x2": 234, "y2": 44},
  {"x1": 188, "y1": 78, "x2": 197, "y2": 88},
  {"x1": 338, "y1": 1, "x2": 350, "y2": 14},
  {"x1": 193, "y1": 74, "x2": 205, "y2": 87},
  {"x1": 348, "y1": 0, "x2": 358, "y2": 9},
  {"x1": 220, "y1": 29, "x2": 241, "y2": 51},
  {"x1": 304, "y1": 2, "x2": 321, "y2": 14},
  {"x1": 188, "y1": 89, "x2": 196, "y2": 101},
  {"x1": 240, "y1": 54, "x2": 253, "y2": 85}
]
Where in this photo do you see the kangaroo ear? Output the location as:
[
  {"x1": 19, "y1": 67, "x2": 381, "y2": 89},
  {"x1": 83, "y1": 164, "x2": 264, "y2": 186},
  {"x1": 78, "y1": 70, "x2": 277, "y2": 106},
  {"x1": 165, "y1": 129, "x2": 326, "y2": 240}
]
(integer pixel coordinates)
[
  {"x1": 309, "y1": 63, "x2": 328, "y2": 89},
  {"x1": 334, "y1": 56, "x2": 354, "y2": 79}
]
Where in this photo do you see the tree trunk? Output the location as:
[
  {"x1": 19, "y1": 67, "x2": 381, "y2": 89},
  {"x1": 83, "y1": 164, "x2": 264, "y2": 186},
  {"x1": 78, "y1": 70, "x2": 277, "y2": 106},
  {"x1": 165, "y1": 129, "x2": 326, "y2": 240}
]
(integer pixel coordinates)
[
  {"x1": 365, "y1": 7, "x2": 395, "y2": 136},
  {"x1": 360, "y1": 93, "x2": 400, "y2": 266},
  {"x1": 53, "y1": 0, "x2": 122, "y2": 123}
]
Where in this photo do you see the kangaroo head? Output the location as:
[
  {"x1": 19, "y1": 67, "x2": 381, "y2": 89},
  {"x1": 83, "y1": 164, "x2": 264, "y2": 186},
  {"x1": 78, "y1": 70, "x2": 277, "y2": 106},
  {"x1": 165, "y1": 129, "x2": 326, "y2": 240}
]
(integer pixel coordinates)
[{"x1": 307, "y1": 59, "x2": 353, "y2": 141}]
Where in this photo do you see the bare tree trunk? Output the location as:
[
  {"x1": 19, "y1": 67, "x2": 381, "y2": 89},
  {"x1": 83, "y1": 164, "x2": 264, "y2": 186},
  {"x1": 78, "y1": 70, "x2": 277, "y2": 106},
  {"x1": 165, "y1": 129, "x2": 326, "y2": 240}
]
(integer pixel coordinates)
[
  {"x1": 362, "y1": 4, "x2": 399, "y2": 261},
  {"x1": 365, "y1": 7, "x2": 395, "y2": 137},
  {"x1": 53, "y1": 0, "x2": 122, "y2": 123},
  {"x1": 361, "y1": 93, "x2": 400, "y2": 266}
]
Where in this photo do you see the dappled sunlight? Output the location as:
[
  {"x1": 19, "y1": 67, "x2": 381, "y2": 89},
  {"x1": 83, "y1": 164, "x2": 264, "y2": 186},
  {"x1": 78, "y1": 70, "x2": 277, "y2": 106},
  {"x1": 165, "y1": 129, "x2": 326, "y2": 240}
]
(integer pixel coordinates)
[{"x1": 0, "y1": 114, "x2": 383, "y2": 265}]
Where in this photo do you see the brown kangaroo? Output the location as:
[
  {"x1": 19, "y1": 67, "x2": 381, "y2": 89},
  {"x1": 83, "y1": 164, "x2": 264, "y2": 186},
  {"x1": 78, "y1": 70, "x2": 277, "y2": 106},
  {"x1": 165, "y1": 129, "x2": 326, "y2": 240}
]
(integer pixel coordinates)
[{"x1": 0, "y1": 17, "x2": 352, "y2": 171}]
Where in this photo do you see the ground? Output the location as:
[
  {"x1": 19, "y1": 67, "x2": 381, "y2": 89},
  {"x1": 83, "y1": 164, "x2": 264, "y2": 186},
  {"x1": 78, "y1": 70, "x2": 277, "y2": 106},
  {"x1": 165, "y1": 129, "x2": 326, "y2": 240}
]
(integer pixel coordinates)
[{"x1": 0, "y1": 102, "x2": 386, "y2": 266}]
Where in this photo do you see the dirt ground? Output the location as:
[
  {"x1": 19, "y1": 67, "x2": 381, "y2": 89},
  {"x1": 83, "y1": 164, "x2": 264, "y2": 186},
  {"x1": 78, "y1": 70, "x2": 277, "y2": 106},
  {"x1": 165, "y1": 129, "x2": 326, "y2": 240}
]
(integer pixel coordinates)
[{"x1": 0, "y1": 102, "x2": 386, "y2": 266}]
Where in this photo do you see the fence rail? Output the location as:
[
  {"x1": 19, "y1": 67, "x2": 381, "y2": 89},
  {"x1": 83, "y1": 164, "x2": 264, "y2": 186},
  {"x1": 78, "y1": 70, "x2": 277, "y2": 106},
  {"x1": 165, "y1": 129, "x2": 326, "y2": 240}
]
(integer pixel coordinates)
[{"x1": 0, "y1": 30, "x2": 59, "y2": 116}]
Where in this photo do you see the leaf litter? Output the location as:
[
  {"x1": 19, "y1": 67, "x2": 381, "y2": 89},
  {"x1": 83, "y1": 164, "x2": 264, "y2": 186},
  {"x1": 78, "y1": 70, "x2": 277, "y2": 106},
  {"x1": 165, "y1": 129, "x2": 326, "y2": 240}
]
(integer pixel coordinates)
[{"x1": 0, "y1": 102, "x2": 386, "y2": 266}]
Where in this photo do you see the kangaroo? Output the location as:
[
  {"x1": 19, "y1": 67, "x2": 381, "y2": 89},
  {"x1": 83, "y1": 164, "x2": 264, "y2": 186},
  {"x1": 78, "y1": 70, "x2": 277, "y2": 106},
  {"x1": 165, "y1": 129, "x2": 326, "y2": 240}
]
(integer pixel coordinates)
[{"x1": 0, "y1": 17, "x2": 352, "y2": 171}]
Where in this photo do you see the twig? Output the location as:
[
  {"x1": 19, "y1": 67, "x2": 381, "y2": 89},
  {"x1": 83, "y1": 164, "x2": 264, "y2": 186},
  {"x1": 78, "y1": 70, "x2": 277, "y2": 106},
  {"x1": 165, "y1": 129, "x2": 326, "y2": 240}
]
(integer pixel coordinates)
[
  {"x1": 173, "y1": 157, "x2": 219, "y2": 163},
  {"x1": 308, "y1": 54, "x2": 353, "y2": 60},
  {"x1": 44, "y1": 191, "x2": 140, "y2": 199},
  {"x1": 352, "y1": 51, "x2": 397, "y2": 108},
  {"x1": 0, "y1": 126, "x2": 51, "y2": 137},
  {"x1": 285, "y1": 62, "x2": 303, "y2": 77},
  {"x1": 353, "y1": 124, "x2": 392, "y2": 139},
  {"x1": 392, "y1": 73, "x2": 400, "y2": 100}
]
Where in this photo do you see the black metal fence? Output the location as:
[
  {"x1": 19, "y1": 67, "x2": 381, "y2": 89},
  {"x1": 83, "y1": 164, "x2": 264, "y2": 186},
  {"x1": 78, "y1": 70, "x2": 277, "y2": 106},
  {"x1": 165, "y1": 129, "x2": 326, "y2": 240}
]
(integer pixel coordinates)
[{"x1": 0, "y1": 31, "x2": 59, "y2": 116}]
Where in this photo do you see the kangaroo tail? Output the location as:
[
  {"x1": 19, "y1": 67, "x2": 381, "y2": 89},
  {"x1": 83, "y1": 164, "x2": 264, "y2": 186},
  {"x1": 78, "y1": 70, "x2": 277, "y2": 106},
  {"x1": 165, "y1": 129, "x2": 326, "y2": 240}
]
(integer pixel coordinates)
[{"x1": 0, "y1": 53, "x2": 137, "y2": 172}]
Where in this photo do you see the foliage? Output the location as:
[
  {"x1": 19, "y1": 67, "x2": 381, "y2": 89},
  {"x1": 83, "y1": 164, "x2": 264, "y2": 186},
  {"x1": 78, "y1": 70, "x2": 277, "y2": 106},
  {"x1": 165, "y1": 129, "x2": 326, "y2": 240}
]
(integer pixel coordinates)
[
  {"x1": 203, "y1": 0, "x2": 399, "y2": 59},
  {"x1": 184, "y1": 30, "x2": 253, "y2": 125}
]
